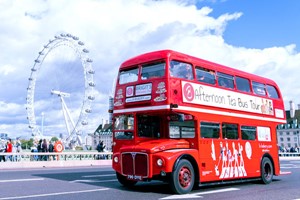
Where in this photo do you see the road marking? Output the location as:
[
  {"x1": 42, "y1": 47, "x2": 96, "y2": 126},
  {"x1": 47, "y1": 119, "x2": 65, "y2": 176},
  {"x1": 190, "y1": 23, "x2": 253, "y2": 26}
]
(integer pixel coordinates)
[
  {"x1": 70, "y1": 179, "x2": 118, "y2": 183},
  {"x1": 280, "y1": 171, "x2": 292, "y2": 175},
  {"x1": 0, "y1": 178, "x2": 44, "y2": 183},
  {"x1": 281, "y1": 164, "x2": 300, "y2": 169},
  {"x1": 160, "y1": 188, "x2": 240, "y2": 199},
  {"x1": 0, "y1": 188, "x2": 109, "y2": 200},
  {"x1": 82, "y1": 174, "x2": 115, "y2": 178}
]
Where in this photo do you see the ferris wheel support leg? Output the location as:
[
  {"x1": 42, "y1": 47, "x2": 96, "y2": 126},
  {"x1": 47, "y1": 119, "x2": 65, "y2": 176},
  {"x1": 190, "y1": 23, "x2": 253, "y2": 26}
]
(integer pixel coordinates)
[{"x1": 60, "y1": 96, "x2": 77, "y2": 143}]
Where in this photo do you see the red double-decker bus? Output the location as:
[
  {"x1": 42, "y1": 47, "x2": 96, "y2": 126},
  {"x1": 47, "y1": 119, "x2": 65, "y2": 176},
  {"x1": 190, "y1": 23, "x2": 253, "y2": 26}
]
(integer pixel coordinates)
[{"x1": 111, "y1": 50, "x2": 286, "y2": 194}]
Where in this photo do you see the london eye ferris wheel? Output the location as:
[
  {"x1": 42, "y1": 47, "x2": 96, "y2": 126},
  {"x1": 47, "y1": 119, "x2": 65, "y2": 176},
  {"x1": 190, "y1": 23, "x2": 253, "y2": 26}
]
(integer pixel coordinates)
[{"x1": 26, "y1": 33, "x2": 95, "y2": 146}]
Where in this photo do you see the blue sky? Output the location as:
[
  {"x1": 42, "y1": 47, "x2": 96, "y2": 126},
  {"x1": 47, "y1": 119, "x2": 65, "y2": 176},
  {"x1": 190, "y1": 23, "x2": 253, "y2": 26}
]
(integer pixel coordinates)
[
  {"x1": 0, "y1": 0, "x2": 300, "y2": 139},
  {"x1": 198, "y1": 0, "x2": 300, "y2": 50}
]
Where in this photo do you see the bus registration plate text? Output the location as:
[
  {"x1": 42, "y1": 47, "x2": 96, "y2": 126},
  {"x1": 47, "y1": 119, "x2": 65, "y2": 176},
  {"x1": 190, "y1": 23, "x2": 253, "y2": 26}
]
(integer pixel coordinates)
[{"x1": 127, "y1": 175, "x2": 142, "y2": 180}]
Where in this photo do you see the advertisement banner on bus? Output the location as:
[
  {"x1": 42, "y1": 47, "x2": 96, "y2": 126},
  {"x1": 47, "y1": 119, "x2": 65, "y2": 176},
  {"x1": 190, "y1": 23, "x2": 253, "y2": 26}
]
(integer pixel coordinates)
[{"x1": 182, "y1": 81, "x2": 277, "y2": 116}]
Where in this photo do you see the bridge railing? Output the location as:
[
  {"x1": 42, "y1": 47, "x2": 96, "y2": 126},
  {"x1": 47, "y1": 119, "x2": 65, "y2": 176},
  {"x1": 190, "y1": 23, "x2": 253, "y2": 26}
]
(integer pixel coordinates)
[
  {"x1": 0, "y1": 151, "x2": 113, "y2": 162},
  {"x1": 1, "y1": 151, "x2": 299, "y2": 169},
  {"x1": 0, "y1": 151, "x2": 113, "y2": 169},
  {"x1": 279, "y1": 152, "x2": 300, "y2": 157}
]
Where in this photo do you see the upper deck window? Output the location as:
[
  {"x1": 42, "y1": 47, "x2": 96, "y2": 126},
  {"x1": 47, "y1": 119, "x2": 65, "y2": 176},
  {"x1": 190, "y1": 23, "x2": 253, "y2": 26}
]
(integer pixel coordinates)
[
  {"x1": 266, "y1": 85, "x2": 279, "y2": 99},
  {"x1": 119, "y1": 67, "x2": 138, "y2": 84},
  {"x1": 236, "y1": 76, "x2": 251, "y2": 93},
  {"x1": 252, "y1": 81, "x2": 266, "y2": 96},
  {"x1": 195, "y1": 67, "x2": 216, "y2": 85},
  {"x1": 141, "y1": 61, "x2": 166, "y2": 80},
  {"x1": 170, "y1": 60, "x2": 194, "y2": 80},
  {"x1": 217, "y1": 72, "x2": 234, "y2": 89}
]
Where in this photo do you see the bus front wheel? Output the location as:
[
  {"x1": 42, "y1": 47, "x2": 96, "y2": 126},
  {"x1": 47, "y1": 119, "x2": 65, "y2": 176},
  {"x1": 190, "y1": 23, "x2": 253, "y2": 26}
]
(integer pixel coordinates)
[
  {"x1": 260, "y1": 157, "x2": 273, "y2": 184},
  {"x1": 116, "y1": 172, "x2": 137, "y2": 187},
  {"x1": 170, "y1": 159, "x2": 195, "y2": 194}
]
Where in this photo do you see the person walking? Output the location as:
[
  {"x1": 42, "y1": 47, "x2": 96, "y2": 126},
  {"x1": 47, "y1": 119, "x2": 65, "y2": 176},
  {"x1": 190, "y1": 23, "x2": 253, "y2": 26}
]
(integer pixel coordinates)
[
  {"x1": 48, "y1": 141, "x2": 55, "y2": 161},
  {"x1": 96, "y1": 141, "x2": 106, "y2": 159},
  {"x1": 0, "y1": 139, "x2": 6, "y2": 162},
  {"x1": 42, "y1": 139, "x2": 48, "y2": 161},
  {"x1": 6, "y1": 139, "x2": 13, "y2": 161},
  {"x1": 16, "y1": 140, "x2": 22, "y2": 161},
  {"x1": 37, "y1": 139, "x2": 43, "y2": 161}
]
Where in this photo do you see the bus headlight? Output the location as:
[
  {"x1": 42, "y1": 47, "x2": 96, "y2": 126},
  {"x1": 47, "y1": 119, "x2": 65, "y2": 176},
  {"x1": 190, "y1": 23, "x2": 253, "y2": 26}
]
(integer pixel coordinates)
[
  {"x1": 157, "y1": 158, "x2": 163, "y2": 167},
  {"x1": 114, "y1": 156, "x2": 119, "y2": 163}
]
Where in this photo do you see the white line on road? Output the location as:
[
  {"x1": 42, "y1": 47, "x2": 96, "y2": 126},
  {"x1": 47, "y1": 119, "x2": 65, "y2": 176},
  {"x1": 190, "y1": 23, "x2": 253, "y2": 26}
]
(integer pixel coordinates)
[
  {"x1": 160, "y1": 188, "x2": 240, "y2": 199},
  {"x1": 70, "y1": 179, "x2": 118, "y2": 183},
  {"x1": 82, "y1": 174, "x2": 115, "y2": 178},
  {"x1": 0, "y1": 188, "x2": 109, "y2": 200},
  {"x1": 0, "y1": 178, "x2": 44, "y2": 183}
]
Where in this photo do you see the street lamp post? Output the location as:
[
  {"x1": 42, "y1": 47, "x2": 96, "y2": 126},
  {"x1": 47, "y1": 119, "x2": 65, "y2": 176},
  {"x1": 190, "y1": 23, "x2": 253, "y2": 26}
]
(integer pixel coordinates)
[{"x1": 41, "y1": 112, "x2": 44, "y2": 137}]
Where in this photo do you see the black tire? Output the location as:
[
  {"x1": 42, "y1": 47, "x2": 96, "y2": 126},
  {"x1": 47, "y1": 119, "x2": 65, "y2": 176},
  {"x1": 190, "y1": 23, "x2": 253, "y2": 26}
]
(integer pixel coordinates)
[
  {"x1": 260, "y1": 157, "x2": 273, "y2": 184},
  {"x1": 116, "y1": 172, "x2": 137, "y2": 187},
  {"x1": 170, "y1": 159, "x2": 195, "y2": 194}
]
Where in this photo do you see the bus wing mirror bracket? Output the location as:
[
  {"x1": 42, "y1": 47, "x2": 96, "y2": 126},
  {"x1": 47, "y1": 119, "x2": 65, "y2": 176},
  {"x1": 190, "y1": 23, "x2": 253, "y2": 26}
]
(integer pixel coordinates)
[{"x1": 170, "y1": 103, "x2": 178, "y2": 109}]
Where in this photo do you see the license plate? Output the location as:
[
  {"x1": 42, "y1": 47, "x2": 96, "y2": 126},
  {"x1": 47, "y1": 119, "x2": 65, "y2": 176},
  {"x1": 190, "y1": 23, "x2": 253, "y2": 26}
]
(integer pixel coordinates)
[{"x1": 127, "y1": 175, "x2": 142, "y2": 180}]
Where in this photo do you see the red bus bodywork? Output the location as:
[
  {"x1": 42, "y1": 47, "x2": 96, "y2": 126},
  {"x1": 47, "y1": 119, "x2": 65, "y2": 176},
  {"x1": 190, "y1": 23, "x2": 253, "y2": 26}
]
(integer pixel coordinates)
[{"x1": 112, "y1": 50, "x2": 286, "y2": 194}]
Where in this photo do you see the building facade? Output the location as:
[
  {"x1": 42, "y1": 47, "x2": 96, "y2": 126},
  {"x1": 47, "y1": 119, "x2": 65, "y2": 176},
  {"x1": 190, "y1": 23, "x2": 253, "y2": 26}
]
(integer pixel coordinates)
[
  {"x1": 0, "y1": 133, "x2": 8, "y2": 140},
  {"x1": 276, "y1": 101, "x2": 300, "y2": 151},
  {"x1": 91, "y1": 123, "x2": 113, "y2": 152}
]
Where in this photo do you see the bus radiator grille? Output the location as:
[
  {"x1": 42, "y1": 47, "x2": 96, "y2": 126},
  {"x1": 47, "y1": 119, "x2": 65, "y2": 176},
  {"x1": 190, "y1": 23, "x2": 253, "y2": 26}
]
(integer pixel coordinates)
[{"x1": 121, "y1": 152, "x2": 148, "y2": 177}]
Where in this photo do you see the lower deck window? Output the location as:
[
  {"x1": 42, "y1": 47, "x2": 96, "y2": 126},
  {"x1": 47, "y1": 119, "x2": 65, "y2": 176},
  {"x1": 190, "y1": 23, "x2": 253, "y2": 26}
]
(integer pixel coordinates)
[
  {"x1": 241, "y1": 126, "x2": 256, "y2": 140},
  {"x1": 169, "y1": 121, "x2": 195, "y2": 138},
  {"x1": 222, "y1": 123, "x2": 238, "y2": 139},
  {"x1": 200, "y1": 122, "x2": 220, "y2": 138}
]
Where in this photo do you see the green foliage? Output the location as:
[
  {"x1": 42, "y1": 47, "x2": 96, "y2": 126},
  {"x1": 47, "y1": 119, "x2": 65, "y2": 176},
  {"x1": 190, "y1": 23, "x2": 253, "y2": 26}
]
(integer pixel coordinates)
[
  {"x1": 51, "y1": 137, "x2": 59, "y2": 142},
  {"x1": 20, "y1": 138, "x2": 34, "y2": 150},
  {"x1": 75, "y1": 146, "x2": 83, "y2": 150}
]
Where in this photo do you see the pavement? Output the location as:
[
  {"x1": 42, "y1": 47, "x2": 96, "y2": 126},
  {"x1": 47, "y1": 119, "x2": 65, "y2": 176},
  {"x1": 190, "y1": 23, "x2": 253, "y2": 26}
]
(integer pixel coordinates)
[{"x1": 0, "y1": 159, "x2": 112, "y2": 170}]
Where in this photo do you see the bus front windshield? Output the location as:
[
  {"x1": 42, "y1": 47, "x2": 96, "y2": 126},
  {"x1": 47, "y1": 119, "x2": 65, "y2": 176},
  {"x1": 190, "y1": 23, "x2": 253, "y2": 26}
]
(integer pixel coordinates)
[{"x1": 138, "y1": 115, "x2": 160, "y2": 138}]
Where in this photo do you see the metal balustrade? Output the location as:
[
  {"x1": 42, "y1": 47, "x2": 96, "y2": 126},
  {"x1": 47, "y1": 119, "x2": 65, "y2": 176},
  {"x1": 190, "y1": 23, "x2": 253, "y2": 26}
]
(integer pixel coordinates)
[
  {"x1": 279, "y1": 152, "x2": 300, "y2": 157},
  {"x1": 0, "y1": 151, "x2": 298, "y2": 170},
  {"x1": 0, "y1": 151, "x2": 112, "y2": 169}
]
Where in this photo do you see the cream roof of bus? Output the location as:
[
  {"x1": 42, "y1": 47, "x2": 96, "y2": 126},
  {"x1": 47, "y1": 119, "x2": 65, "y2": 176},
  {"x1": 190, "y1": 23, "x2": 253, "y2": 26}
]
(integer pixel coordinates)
[{"x1": 120, "y1": 49, "x2": 278, "y2": 87}]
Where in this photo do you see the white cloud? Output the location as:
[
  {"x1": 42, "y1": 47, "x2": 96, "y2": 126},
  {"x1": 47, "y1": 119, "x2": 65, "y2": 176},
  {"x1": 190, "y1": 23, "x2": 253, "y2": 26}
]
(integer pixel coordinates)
[{"x1": 0, "y1": 0, "x2": 299, "y2": 139}]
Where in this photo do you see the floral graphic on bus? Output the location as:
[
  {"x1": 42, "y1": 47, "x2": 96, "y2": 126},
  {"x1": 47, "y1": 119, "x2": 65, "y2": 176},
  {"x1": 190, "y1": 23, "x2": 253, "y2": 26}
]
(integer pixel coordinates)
[
  {"x1": 154, "y1": 81, "x2": 167, "y2": 102},
  {"x1": 114, "y1": 89, "x2": 124, "y2": 106},
  {"x1": 211, "y1": 140, "x2": 251, "y2": 178}
]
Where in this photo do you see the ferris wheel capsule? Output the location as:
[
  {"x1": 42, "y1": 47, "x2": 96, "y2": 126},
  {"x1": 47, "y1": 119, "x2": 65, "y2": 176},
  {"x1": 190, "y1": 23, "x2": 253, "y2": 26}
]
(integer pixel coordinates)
[
  {"x1": 88, "y1": 69, "x2": 95, "y2": 74},
  {"x1": 81, "y1": 121, "x2": 88, "y2": 125},
  {"x1": 78, "y1": 41, "x2": 84, "y2": 46}
]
